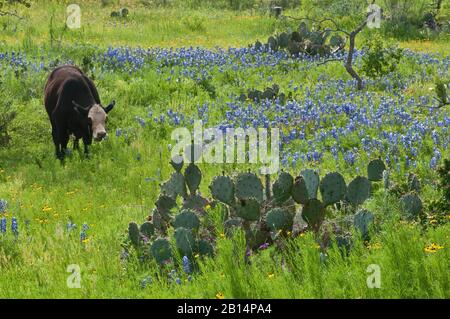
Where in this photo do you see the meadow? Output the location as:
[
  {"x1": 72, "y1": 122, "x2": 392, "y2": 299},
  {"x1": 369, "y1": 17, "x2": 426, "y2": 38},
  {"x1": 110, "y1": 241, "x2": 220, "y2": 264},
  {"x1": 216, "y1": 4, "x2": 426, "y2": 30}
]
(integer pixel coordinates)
[{"x1": 0, "y1": 1, "x2": 449, "y2": 298}]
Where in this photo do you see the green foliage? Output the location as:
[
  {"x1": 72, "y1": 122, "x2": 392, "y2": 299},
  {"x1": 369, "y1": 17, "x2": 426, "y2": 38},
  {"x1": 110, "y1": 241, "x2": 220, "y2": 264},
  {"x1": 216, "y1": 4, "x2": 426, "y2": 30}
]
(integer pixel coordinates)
[
  {"x1": 0, "y1": 101, "x2": 16, "y2": 147},
  {"x1": 361, "y1": 35, "x2": 403, "y2": 78}
]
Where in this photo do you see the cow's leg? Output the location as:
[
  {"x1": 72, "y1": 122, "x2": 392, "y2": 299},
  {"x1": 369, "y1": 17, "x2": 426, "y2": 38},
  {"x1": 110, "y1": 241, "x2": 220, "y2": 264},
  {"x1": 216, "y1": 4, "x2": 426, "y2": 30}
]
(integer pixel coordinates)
[
  {"x1": 60, "y1": 134, "x2": 70, "y2": 156},
  {"x1": 82, "y1": 136, "x2": 91, "y2": 158},
  {"x1": 73, "y1": 138, "x2": 80, "y2": 151},
  {"x1": 51, "y1": 127, "x2": 61, "y2": 159}
]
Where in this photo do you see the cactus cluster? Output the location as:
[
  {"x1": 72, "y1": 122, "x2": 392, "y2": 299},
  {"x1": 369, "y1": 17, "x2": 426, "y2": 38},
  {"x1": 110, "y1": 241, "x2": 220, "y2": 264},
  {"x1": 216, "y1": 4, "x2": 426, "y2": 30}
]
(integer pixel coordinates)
[
  {"x1": 127, "y1": 158, "x2": 213, "y2": 266},
  {"x1": 383, "y1": 170, "x2": 424, "y2": 221},
  {"x1": 126, "y1": 157, "x2": 429, "y2": 268},
  {"x1": 239, "y1": 84, "x2": 288, "y2": 104},
  {"x1": 253, "y1": 22, "x2": 345, "y2": 57}
]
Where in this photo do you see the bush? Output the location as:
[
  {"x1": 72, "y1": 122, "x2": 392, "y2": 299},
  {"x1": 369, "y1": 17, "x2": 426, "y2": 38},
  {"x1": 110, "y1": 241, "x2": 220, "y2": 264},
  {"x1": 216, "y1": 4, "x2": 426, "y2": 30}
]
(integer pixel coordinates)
[
  {"x1": 0, "y1": 102, "x2": 16, "y2": 147},
  {"x1": 360, "y1": 35, "x2": 403, "y2": 78}
]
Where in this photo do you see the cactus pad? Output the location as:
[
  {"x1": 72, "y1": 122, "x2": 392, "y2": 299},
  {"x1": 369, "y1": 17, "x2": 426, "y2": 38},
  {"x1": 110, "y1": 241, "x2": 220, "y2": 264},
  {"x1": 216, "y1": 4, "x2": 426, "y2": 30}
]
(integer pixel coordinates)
[
  {"x1": 197, "y1": 240, "x2": 214, "y2": 257},
  {"x1": 346, "y1": 176, "x2": 371, "y2": 206},
  {"x1": 155, "y1": 194, "x2": 177, "y2": 213},
  {"x1": 140, "y1": 221, "x2": 155, "y2": 238},
  {"x1": 301, "y1": 198, "x2": 325, "y2": 232},
  {"x1": 236, "y1": 198, "x2": 261, "y2": 221},
  {"x1": 170, "y1": 155, "x2": 184, "y2": 172},
  {"x1": 272, "y1": 171, "x2": 294, "y2": 204},
  {"x1": 184, "y1": 163, "x2": 202, "y2": 195},
  {"x1": 161, "y1": 172, "x2": 187, "y2": 199},
  {"x1": 174, "y1": 227, "x2": 196, "y2": 257},
  {"x1": 182, "y1": 194, "x2": 209, "y2": 215},
  {"x1": 301, "y1": 169, "x2": 320, "y2": 199},
  {"x1": 209, "y1": 175, "x2": 235, "y2": 205},
  {"x1": 353, "y1": 209, "x2": 374, "y2": 239},
  {"x1": 128, "y1": 222, "x2": 140, "y2": 246},
  {"x1": 408, "y1": 173, "x2": 421, "y2": 193},
  {"x1": 291, "y1": 175, "x2": 309, "y2": 204},
  {"x1": 150, "y1": 238, "x2": 172, "y2": 264},
  {"x1": 400, "y1": 193, "x2": 423, "y2": 220},
  {"x1": 367, "y1": 159, "x2": 386, "y2": 181},
  {"x1": 173, "y1": 209, "x2": 200, "y2": 231},
  {"x1": 266, "y1": 208, "x2": 294, "y2": 232},
  {"x1": 319, "y1": 172, "x2": 347, "y2": 206},
  {"x1": 235, "y1": 172, "x2": 264, "y2": 203}
]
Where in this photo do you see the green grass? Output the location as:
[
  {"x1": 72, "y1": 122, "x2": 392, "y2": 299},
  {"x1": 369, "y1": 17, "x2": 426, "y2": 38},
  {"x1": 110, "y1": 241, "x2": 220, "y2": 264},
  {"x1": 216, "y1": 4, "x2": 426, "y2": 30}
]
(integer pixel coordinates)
[{"x1": 0, "y1": 1, "x2": 449, "y2": 298}]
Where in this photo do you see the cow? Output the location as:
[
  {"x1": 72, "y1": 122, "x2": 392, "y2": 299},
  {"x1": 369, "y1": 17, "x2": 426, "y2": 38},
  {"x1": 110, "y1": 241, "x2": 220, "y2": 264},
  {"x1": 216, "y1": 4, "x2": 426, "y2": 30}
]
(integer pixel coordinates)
[{"x1": 44, "y1": 65, "x2": 115, "y2": 160}]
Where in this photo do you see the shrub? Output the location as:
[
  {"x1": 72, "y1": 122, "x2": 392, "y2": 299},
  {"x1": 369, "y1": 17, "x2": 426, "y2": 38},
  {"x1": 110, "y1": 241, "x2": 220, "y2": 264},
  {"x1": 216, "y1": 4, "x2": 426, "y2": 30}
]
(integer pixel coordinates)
[{"x1": 360, "y1": 35, "x2": 403, "y2": 78}]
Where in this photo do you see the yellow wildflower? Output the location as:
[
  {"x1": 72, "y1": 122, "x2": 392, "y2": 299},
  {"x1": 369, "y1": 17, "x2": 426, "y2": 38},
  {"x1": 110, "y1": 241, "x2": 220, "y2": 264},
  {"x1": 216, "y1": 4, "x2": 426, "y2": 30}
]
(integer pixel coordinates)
[
  {"x1": 424, "y1": 243, "x2": 444, "y2": 253},
  {"x1": 267, "y1": 272, "x2": 275, "y2": 279},
  {"x1": 215, "y1": 292, "x2": 224, "y2": 299}
]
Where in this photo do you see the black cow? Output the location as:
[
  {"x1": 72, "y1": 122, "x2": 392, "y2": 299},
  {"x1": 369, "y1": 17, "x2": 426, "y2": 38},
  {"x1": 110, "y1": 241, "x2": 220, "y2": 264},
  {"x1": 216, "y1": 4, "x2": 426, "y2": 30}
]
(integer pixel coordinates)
[{"x1": 44, "y1": 65, "x2": 115, "y2": 160}]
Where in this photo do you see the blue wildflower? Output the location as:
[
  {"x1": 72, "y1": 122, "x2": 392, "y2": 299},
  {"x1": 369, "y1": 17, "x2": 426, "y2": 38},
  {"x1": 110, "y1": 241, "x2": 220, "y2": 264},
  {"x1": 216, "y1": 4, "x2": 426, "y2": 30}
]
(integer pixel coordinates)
[
  {"x1": 11, "y1": 217, "x2": 18, "y2": 237},
  {"x1": 182, "y1": 256, "x2": 191, "y2": 274}
]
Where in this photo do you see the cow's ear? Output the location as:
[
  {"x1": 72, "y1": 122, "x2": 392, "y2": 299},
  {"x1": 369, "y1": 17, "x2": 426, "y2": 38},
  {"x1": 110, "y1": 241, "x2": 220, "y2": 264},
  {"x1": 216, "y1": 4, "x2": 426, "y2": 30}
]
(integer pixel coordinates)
[
  {"x1": 72, "y1": 101, "x2": 89, "y2": 116},
  {"x1": 104, "y1": 100, "x2": 115, "y2": 113}
]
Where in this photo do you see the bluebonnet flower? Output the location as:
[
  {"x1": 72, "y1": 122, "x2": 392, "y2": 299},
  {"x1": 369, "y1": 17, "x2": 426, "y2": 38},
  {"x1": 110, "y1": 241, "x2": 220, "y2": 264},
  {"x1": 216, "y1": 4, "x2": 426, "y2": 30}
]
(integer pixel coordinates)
[
  {"x1": 11, "y1": 217, "x2": 18, "y2": 237},
  {"x1": 182, "y1": 256, "x2": 191, "y2": 274},
  {"x1": 66, "y1": 220, "x2": 77, "y2": 232},
  {"x1": 0, "y1": 199, "x2": 7, "y2": 213},
  {"x1": 0, "y1": 217, "x2": 6, "y2": 234},
  {"x1": 175, "y1": 278, "x2": 182, "y2": 285}
]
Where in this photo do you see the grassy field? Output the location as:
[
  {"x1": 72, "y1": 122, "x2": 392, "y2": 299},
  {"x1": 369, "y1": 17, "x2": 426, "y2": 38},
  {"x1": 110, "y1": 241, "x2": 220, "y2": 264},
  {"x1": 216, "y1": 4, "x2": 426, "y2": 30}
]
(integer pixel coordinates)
[{"x1": 0, "y1": 1, "x2": 449, "y2": 298}]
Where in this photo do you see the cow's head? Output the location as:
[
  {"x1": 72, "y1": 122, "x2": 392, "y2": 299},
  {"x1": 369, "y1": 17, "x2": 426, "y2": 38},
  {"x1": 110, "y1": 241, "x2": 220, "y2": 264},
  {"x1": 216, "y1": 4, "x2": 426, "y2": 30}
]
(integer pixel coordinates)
[{"x1": 72, "y1": 100, "x2": 115, "y2": 141}]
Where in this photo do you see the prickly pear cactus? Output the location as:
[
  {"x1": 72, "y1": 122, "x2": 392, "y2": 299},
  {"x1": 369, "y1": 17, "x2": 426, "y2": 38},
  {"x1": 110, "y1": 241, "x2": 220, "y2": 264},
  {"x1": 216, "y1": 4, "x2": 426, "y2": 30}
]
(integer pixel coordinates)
[
  {"x1": 197, "y1": 240, "x2": 214, "y2": 257},
  {"x1": 235, "y1": 172, "x2": 264, "y2": 203},
  {"x1": 301, "y1": 169, "x2": 319, "y2": 199},
  {"x1": 272, "y1": 171, "x2": 294, "y2": 204},
  {"x1": 209, "y1": 174, "x2": 235, "y2": 205},
  {"x1": 155, "y1": 194, "x2": 177, "y2": 213},
  {"x1": 140, "y1": 221, "x2": 155, "y2": 238},
  {"x1": 245, "y1": 226, "x2": 271, "y2": 250},
  {"x1": 346, "y1": 176, "x2": 371, "y2": 206},
  {"x1": 128, "y1": 222, "x2": 140, "y2": 246},
  {"x1": 353, "y1": 209, "x2": 374, "y2": 240},
  {"x1": 319, "y1": 172, "x2": 347, "y2": 206},
  {"x1": 266, "y1": 208, "x2": 294, "y2": 232},
  {"x1": 182, "y1": 194, "x2": 208, "y2": 216},
  {"x1": 174, "y1": 227, "x2": 196, "y2": 257},
  {"x1": 170, "y1": 155, "x2": 184, "y2": 173},
  {"x1": 278, "y1": 32, "x2": 289, "y2": 48},
  {"x1": 400, "y1": 193, "x2": 423, "y2": 220},
  {"x1": 151, "y1": 238, "x2": 172, "y2": 264},
  {"x1": 236, "y1": 198, "x2": 261, "y2": 221},
  {"x1": 291, "y1": 175, "x2": 309, "y2": 204},
  {"x1": 301, "y1": 198, "x2": 325, "y2": 232},
  {"x1": 408, "y1": 173, "x2": 421, "y2": 193},
  {"x1": 185, "y1": 163, "x2": 202, "y2": 195},
  {"x1": 173, "y1": 209, "x2": 200, "y2": 231},
  {"x1": 161, "y1": 172, "x2": 187, "y2": 199},
  {"x1": 367, "y1": 159, "x2": 386, "y2": 181}
]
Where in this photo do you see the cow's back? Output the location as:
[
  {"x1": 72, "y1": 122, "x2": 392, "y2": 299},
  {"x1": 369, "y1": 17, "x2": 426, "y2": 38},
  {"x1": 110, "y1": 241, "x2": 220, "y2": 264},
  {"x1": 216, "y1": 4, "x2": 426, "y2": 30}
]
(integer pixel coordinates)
[{"x1": 44, "y1": 65, "x2": 90, "y2": 117}]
